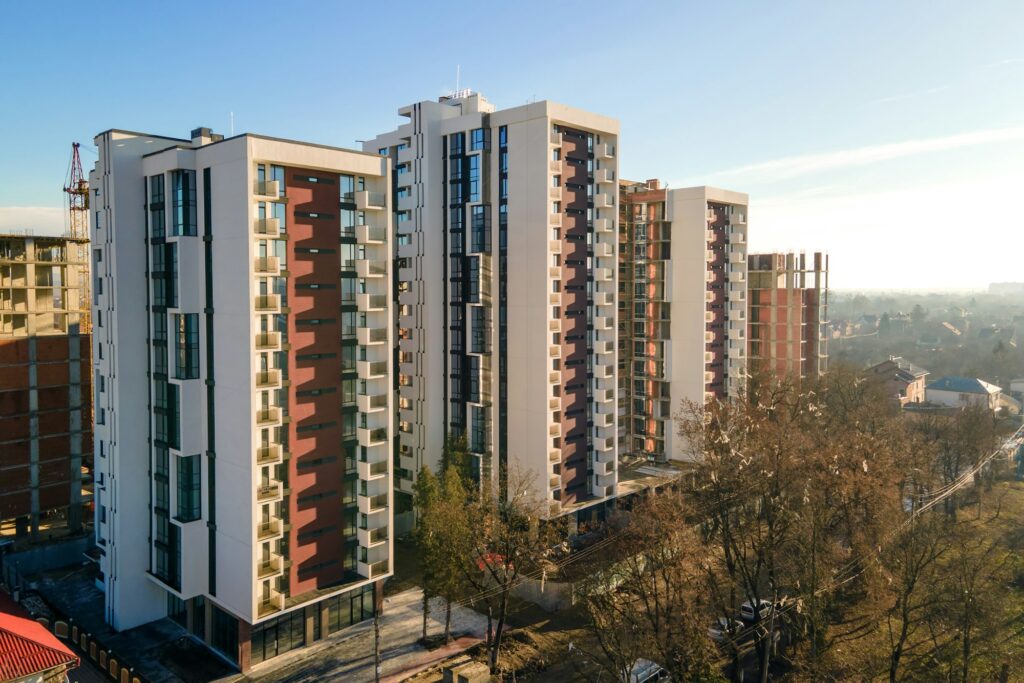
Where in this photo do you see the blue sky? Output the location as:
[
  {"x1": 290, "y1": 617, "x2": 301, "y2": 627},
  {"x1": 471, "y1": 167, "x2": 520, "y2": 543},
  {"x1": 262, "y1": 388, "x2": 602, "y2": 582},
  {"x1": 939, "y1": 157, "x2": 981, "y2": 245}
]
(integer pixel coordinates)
[{"x1": 2, "y1": 0, "x2": 1022, "y2": 289}]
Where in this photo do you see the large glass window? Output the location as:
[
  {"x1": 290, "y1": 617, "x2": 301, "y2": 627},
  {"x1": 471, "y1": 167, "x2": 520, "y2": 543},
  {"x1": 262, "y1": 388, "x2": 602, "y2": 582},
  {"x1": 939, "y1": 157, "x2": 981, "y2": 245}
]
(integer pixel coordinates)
[
  {"x1": 470, "y1": 128, "x2": 489, "y2": 151},
  {"x1": 468, "y1": 155, "x2": 480, "y2": 203},
  {"x1": 471, "y1": 205, "x2": 489, "y2": 253},
  {"x1": 174, "y1": 313, "x2": 199, "y2": 379},
  {"x1": 171, "y1": 170, "x2": 197, "y2": 236},
  {"x1": 176, "y1": 454, "x2": 201, "y2": 522},
  {"x1": 149, "y1": 175, "x2": 165, "y2": 238}
]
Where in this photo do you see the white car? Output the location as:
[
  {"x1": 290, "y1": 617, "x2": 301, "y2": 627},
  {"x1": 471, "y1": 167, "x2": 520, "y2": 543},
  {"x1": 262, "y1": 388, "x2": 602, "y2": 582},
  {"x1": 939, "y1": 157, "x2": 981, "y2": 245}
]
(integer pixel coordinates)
[
  {"x1": 708, "y1": 617, "x2": 744, "y2": 642},
  {"x1": 740, "y1": 598, "x2": 773, "y2": 622}
]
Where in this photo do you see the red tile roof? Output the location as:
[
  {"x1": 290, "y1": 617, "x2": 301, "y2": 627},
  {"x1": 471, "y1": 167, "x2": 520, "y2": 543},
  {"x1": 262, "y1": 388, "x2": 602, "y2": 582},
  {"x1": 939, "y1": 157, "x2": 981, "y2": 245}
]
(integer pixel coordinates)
[{"x1": 0, "y1": 599, "x2": 79, "y2": 681}]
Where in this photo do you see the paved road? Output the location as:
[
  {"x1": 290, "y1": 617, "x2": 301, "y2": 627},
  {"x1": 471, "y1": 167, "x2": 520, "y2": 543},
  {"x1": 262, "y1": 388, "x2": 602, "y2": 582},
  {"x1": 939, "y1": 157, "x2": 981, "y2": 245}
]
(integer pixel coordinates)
[{"x1": 244, "y1": 588, "x2": 487, "y2": 683}]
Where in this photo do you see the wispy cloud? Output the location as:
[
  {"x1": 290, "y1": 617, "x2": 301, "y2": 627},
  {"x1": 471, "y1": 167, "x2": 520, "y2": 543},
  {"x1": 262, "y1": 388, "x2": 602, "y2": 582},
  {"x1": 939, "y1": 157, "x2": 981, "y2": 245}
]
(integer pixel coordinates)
[
  {"x1": 863, "y1": 84, "x2": 951, "y2": 107},
  {"x1": 706, "y1": 126, "x2": 1024, "y2": 182}
]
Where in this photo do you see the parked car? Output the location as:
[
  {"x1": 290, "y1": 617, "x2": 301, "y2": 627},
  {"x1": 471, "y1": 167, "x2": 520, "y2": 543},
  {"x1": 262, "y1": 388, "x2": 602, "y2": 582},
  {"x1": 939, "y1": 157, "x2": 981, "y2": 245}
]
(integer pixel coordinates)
[
  {"x1": 740, "y1": 598, "x2": 773, "y2": 622},
  {"x1": 629, "y1": 658, "x2": 668, "y2": 682},
  {"x1": 708, "y1": 616, "x2": 744, "y2": 643}
]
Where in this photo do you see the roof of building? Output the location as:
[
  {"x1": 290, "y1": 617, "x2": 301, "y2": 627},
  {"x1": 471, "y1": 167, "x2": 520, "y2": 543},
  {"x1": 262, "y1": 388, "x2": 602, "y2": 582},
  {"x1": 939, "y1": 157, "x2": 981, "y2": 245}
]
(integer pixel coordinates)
[
  {"x1": 868, "y1": 356, "x2": 929, "y2": 381},
  {"x1": 0, "y1": 595, "x2": 78, "y2": 680},
  {"x1": 926, "y1": 376, "x2": 1002, "y2": 395}
]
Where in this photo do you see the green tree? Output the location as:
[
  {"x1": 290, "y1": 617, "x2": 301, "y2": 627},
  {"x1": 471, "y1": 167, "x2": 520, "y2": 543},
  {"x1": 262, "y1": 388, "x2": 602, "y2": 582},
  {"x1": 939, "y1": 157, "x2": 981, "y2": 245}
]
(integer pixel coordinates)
[
  {"x1": 441, "y1": 432, "x2": 475, "y2": 484},
  {"x1": 412, "y1": 466, "x2": 440, "y2": 641}
]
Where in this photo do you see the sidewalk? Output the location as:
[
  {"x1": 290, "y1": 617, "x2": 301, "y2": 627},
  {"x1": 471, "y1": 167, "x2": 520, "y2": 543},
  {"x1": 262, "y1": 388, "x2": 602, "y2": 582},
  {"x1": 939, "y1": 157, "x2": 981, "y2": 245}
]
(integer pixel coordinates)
[{"x1": 244, "y1": 587, "x2": 487, "y2": 682}]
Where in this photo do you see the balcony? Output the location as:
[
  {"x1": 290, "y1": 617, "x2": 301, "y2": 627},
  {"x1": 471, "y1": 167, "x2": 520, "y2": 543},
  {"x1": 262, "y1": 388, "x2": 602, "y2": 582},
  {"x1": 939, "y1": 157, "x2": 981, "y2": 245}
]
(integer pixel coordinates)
[
  {"x1": 729, "y1": 270, "x2": 745, "y2": 283},
  {"x1": 597, "y1": 143, "x2": 616, "y2": 159},
  {"x1": 255, "y1": 331, "x2": 281, "y2": 350},
  {"x1": 358, "y1": 293, "x2": 387, "y2": 311},
  {"x1": 255, "y1": 294, "x2": 280, "y2": 312},
  {"x1": 258, "y1": 589, "x2": 285, "y2": 618},
  {"x1": 257, "y1": 518, "x2": 283, "y2": 541},
  {"x1": 549, "y1": 130, "x2": 561, "y2": 145},
  {"x1": 549, "y1": 186, "x2": 562, "y2": 200},
  {"x1": 357, "y1": 360, "x2": 387, "y2": 380},
  {"x1": 254, "y1": 218, "x2": 280, "y2": 238},
  {"x1": 549, "y1": 213, "x2": 562, "y2": 227},
  {"x1": 254, "y1": 180, "x2": 281, "y2": 198},
  {"x1": 594, "y1": 291, "x2": 612, "y2": 307},
  {"x1": 730, "y1": 250, "x2": 745, "y2": 263},
  {"x1": 355, "y1": 191, "x2": 387, "y2": 211},
  {"x1": 548, "y1": 266, "x2": 561, "y2": 279},
  {"x1": 257, "y1": 552, "x2": 283, "y2": 579},
  {"x1": 593, "y1": 267, "x2": 612, "y2": 281},
  {"x1": 256, "y1": 369, "x2": 281, "y2": 389},
  {"x1": 594, "y1": 193, "x2": 614, "y2": 209},
  {"x1": 357, "y1": 391, "x2": 387, "y2": 413},
  {"x1": 549, "y1": 345, "x2": 561, "y2": 358},
  {"x1": 256, "y1": 407, "x2": 281, "y2": 426},
  {"x1": 549, "y1": 396, "x2": 560, "y2": 410},
  {"x1": 549, "y1": 475, "x2": 560, "y2": 489},
  {"x1": 358, "y1": 493, "x2": 389, "y2": 515},
  {"x1": 731, "y1": 212, "x2": 746, "y2": 225},
  {"x1": 356, "y1": 259, "x2": 386, "y2": 278},
  {"x1": 356, "y1": 224, "x2": 387, "y2": 244},
  {"x1": 594, "y1": 168, "x2": 615, "y2": 184},
  {"x1": 593, "y1": 243, "x2": 612, "y2": 258},
  {"x1": 549, "y1": 319, "x2": 560, "y2": 331},
  {"x1": 358, "y1": 525, "x2": 388, "y2": 547},
  {"x1": 357, "y1": 326, "x2": 387, "y2": 345},
  {"x1": 594, "y1": 316, "x2": 612, "y2": 330},
  {"x1": 549, "y1": 159, "x2": 561, "y2": 173},
  {"x1": 256, "y1": 444, "x2": 282, "y2": 466},
  {"x1": 358, "y1": 458, "x2": 388, "y2": 480},
  {"x1": 254, "y1": 256, "x2": 280, "y2": 274},
  {"x1": 594, "y1": 218, "x2": 613, "y2": 234},
  {"x1": 548, "y1": 423, "x2": 560, "y2": 436},
  {"x1": 549, "y1": 240, "x2": 562, "y2": 254},
  {"x1": 595, "y1": 339, "x2": 613, "y2": 355},
  {"x1": 357, "y1": 426, "x2": 388, "y2": 448},
  {"x1": 256, "y1": 480, "x2": 282, "y2": 502},
  {"x1": 729, "y1": 227, "x2": 746, "y2": 242},
  {"x1": 359, "y1": 560, "x2": 389, "y2": 578},
  {"x1": 549, "y1": 292, "x2": 561, "y2": 306},
  {"x1": 548, "y1": 371, "x2": 560, "y2": 384},
  {"x1": 549, "y1": 448, "x2": 561, "y2": 462}
]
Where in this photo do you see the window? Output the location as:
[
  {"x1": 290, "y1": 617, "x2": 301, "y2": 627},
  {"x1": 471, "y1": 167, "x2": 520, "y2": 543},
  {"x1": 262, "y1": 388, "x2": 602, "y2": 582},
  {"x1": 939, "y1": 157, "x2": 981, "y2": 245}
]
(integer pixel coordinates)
[
  {"x1": 498, "y1": 126, "x2": 507, "y2": 148},
  {"x1": 470, "y1": 205, "x2": 490, "y2": 253},
  {"x1": 149, "y1": 175, "x2": 166, "y2": 238},
  {"x1": 470, "y1": 127, "x2": 489, "y2": 151},
  {"x1": 176, "y1": 454, "x2": 201, "y2": 521},
  {"x1": 174, "y1": 313, "x2": 199, "y2": 379},
  {"x1": 171, "y1": 170, "x2": 197, "y2": 236},
  {"x1": 468, "y1": 155, "x2": 480, "y2": 202}
]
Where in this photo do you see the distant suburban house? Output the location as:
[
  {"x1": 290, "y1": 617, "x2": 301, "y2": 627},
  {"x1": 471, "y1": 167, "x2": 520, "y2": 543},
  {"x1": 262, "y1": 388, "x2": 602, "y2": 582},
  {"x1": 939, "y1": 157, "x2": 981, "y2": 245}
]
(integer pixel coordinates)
[
  {"x1": 916, "y1": 334, "x2": 941, "y2": 350},
  {"x1": 864, "y1": 356, "x2": 929, "y2": 407},
  {"x1": 926, "y1": 376, "x2": 1002, "y2": 411},
  {"x1": 0, "y1": 592, "x2": 79, "y2": 683}
]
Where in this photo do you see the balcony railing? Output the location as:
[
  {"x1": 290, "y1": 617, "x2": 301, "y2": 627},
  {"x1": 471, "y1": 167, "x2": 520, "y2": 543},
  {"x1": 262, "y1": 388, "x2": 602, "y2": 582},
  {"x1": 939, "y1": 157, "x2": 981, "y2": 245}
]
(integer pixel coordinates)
[
  {"x1": 257, "y1": 518, "x2": 282, "y2": 540},
  {"x1": 356, "y1": 224, "x2": 386, "y2": 244},
  {"x1": 257, "y1": 552, "x2": 283, "y2": 578},
  {"x1": 256, "y1": 407, "x2": 281, "y2": 426},
  {"x1": 255, "y1": 294, "x2": 280, "y2": 312},
  {"x1": 254, "y1": 256, "x2": 280, "y2": 274},
  {"x1": 256, "y1": 481, "x2": 282, "y2": 502},
  {"x1": 370, "y1": 560, "x2": 388, "y2": 577},
  {"x1": 255, "y1": 180, "x2": 281, "y2": 197},
  {"x1": 256, "y1": 444, "x2": 282, "y2": 465},
  {"x1": 355, "y1": 191, "x2": 387, "y2": 210},
  {"x1": 358, "y1": 327, "x2": 387, "y2": 345},
  {"x1": 256, "y1": 369, "x2": 281, "y2": 388},
  {"x1": 356, "y1": 260, "x2": 386, "y2": 278},
  {"x1": 258, "y1": 588, "x2": 285, "y2": 617},
  {"x1": 255, "y1": 331, "x2": 281, "y2": 350},
  {"x1": 358, "y1": 293, "x2": 387, "y2": 310},
  {"x1": 254, "y1": 218, "x2": 280, "y2": 238}
]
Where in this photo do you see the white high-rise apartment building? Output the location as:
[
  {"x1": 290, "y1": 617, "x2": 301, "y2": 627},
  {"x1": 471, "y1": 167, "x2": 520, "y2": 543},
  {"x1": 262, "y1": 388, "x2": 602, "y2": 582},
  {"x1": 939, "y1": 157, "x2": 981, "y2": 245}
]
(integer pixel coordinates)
[
  {"x1": 91, "y1": 128, "x2": 393, "y2": 672},
  {"x1": 367, "y1": 93, "x2": 619, "y2": 521},
  {"x1": 619, "y1": 181, "x2": 748, "y2": 462}
]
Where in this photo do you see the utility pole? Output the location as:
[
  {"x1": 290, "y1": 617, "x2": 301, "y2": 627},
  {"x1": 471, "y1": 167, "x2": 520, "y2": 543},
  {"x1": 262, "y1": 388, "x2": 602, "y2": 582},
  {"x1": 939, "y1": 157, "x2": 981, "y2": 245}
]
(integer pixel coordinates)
[{"x1": 761, "y1": 591, "x2": 779, "y2": 683}]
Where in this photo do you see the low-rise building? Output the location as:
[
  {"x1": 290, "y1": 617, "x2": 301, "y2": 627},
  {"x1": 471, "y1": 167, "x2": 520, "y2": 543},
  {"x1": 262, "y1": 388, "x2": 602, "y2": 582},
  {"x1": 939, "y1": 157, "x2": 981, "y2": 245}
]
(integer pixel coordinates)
[
  {"x1": 864, "y1": 356, "x2": 929, "y2": 407},
  {"x1": 926, "y1": 376, "x2": 1002, "y2": 411}
]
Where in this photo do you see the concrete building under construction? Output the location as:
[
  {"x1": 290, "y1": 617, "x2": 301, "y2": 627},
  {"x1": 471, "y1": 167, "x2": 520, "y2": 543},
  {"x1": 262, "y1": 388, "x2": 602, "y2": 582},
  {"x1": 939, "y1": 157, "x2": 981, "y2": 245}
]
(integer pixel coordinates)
[{"x1": 0, "y1": 232, "x2": 92, "y2": 542}]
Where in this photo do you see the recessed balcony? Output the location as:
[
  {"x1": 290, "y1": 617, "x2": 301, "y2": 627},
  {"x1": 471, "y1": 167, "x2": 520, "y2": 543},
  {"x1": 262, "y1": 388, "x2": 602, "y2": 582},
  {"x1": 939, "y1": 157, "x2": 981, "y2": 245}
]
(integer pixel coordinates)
[
  {"x1": 357, "y1": 426, "x2": 388, "y2": 448},
  {"x1": 356, "y1": 259, "x2": 386, "y2": 278},
  {"x1": 549, "y1": 159, "x2": 561, "y2": 173},
  {"x1": 358, "y1": 493, "x2": 389, "y2": 515},
  {"x1": 358, "y1": 457, "x2": 388, "y2": 480},
  {"x1": 255, "y1": 331, "x2": 281, "y2": 350},
  {"x1": 358, "y1": 293, "x2": 388, "y2": 311},
  {"x1": 550, "y1": 213, "x2": 562, "y2": 227},
  {"x1": 357, "y1": 391, "x2": 387, "y2": 413},
  {"x1": 549, "y1": 292, "x2": 561, "y2": 306},
  {"x1": 355, "y1": 191, "x2": 387, "y2": 211},
  {"x1": 550, "y1": 130, "x2": 561, "y2": 146},
  {"x1": 356, "y1": 225, "x2": 387, "y2": 244},
  {"x1": 549, "y1": 345, "x2": 561, "y2": 358},
  {"x1": 549, "y1": 448, "x2": 561, "y2": 462},
  {"x1": 254, "y1": 218, "x2": 280, "y2": 238},
  {"x1": 254, "y1": 256, "x2": 280, "y2": 274},
  {"x1": 731, "y1": 212, "x2": 746, "y2": 225},
  {"x1": 593, "y1": 267, "x2": 612, "y2": 281},
  {"x1": 357, "y1": 326, "x2": 387, "y2": 345},
  {"x1": 254, "y1": 180, "x2": 281, "y2": 198},
  {"x1": 257, "y1": 552, "x2": 283, "y2": 579},
  {"x1": 358, "y1": 560, "x2": 389, "y2": 579},
  {"x1": 594, "y1": 168, "x2": 615, "y2": 184},
  {"x1": 358, "y1": 525, "x2": 389, "y2": 548},
  {"x1": 548, "y1": 423, "x2": 560, "y2": 436},
  {"x1": 256, "y1": 406, "x2": 281, "y2": 426},
  {"x1": 255, "y1": 294, "x2": 280, "y2": 312},
  {"x1": 256, "y1": 444, "x2": 282, "y2": 466},
  {"x1": 256, "y1": 369, "x2": 281, "y2": 389},
  {"x1": 256, "y1": 480, "x2": 282, "y2": 502},
  {"x1": 257, "y1": 517, "x2": 283, "y2": 541},
  {"x1": 549, "y1": 319, "x2": 560, "y2": 331},
  {"x1": 258, "y1": 588, "x2": 285, "y2": 618}
]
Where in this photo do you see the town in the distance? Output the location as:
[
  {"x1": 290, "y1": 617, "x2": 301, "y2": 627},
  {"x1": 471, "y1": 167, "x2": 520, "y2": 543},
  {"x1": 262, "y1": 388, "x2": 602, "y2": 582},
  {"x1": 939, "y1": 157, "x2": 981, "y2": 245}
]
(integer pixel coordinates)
[{"x1": 2, "y1": 90, "x2": 1023, "y2": 683}]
